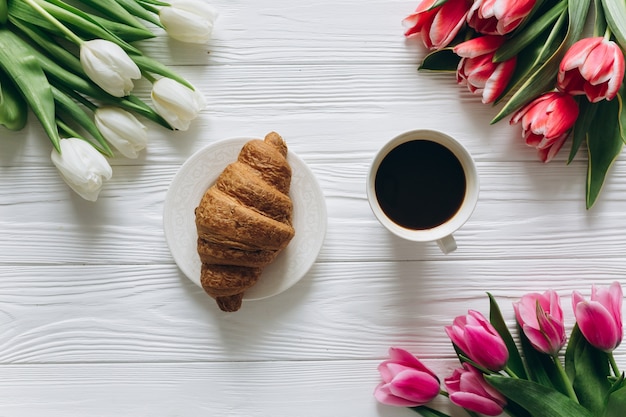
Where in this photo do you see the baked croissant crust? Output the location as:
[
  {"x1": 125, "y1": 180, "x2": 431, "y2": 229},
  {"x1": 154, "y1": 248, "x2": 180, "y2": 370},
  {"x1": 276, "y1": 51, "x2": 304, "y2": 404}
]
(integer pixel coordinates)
[{"x1": 194, "y1": 132, "x2": 295, "y2": 311}]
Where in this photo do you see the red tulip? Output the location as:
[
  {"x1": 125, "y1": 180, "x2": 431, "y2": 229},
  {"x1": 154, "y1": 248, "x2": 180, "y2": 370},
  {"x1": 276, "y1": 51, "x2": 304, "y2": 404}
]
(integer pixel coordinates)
[
  {"x1": 402, "y1": 0, "x2": 473, "y2": 50},
  {"x1": 572, "y1": 281, "x2": 623, "y2": 352},
  {"x1": 374, "y1": 347, "x2": 441, "y2": 407},
  {"x1": 510, "y1": 92, "x2": 579, "y2": 162},
  {"x1": 514, "y1": 290, "x2": 566, "y2": 356},
  {"x1": 445, "y1": 310, "x2": 509, "y2": 371},
  {"x1": 454, "y1": 35, "x2": 516, "y2": 104},
  {"x1": 445, "y1": 364, "x2": 507, "y2": 416},
  {"x1": 557, "y1": 37, "x2": 625, "y2": 103},
  {"x1": 467, "y1": 0, "x2": 537, "y2": 35}
]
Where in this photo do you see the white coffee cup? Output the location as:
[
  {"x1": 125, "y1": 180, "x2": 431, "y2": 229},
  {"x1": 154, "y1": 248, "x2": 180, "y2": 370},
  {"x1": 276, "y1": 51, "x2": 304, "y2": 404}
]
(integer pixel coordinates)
[{"x1": 366, "y1": 129, "x2": 479, "y2": 254}]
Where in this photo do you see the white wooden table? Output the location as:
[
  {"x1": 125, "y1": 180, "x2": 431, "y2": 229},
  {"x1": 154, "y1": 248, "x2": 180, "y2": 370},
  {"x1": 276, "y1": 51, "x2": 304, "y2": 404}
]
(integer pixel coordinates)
[{"x1": 1, "y1": 1, "x2": 625, "y2": 416}]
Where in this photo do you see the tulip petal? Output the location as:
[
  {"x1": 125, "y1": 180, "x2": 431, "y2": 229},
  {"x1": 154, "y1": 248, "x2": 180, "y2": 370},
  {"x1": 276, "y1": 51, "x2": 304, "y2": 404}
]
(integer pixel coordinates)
[
  {"x1": 449, "y1": 392, "x2": 505, "y2": 416},
  {"x1": 576, "y1": 301, "x2": 621, "y2": 351}
]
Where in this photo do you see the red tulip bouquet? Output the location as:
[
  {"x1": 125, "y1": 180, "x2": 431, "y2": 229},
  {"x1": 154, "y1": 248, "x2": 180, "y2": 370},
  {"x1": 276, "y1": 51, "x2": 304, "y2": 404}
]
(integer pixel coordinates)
[
  {"x1": 403, "y1": 0, "x2": 626, "y2": 208},
  {"x1": 374, "y1": 282, "x2": 624, "y2": 417}
]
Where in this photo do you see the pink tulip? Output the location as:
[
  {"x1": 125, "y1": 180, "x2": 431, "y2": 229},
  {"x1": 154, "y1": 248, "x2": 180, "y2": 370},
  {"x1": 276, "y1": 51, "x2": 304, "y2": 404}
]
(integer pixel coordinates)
[
  {"x1": 445, "y1": 364, "x2": 507, "y2": 416},
  {"x1": 374, "y1": 347, "x2": 441, "y2": 407},
  {"x1": 572, "y1": 281, "x2": 623, "y2": 352},
  {"x1": 467, "y1": 0, "x2": 537, "y2": 35},
  {"x1": 445, "y1": 310, "x2": 509, "y2": 371},
  {"x1": 402, "y1": 0, "x2": 473, "y2": 50},
  {"x1": 557, "y1": 37, "x2": 625, "y2": 103},
  {"x1": 514, "y1": 290, "x2": 566, "y2": 356},
  {"x1": 454, "y1": 35, "x2": 516, "y2": 104},
  {"x1": 510, "y1": 92, "x2": 579, "y2": 162}
]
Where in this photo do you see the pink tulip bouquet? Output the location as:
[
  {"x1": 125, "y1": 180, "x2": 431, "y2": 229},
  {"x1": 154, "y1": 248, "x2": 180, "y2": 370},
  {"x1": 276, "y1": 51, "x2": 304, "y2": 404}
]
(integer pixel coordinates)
[
  {"x1": 403, "y1": 0, "x2": 626, "y2": 209},
  {"x1": 374, "y1": 282, "x2": 625, "y2": 417}
]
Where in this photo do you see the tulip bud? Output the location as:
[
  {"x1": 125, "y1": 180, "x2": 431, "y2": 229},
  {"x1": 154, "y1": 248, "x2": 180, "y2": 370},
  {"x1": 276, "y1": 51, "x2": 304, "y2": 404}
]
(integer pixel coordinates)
[
  {"x1": 51, "y1": 138, "x2": 112, "y2": 201},
  {"x1": 467, "y1": 0, "x2": 537, "y2": 35},
  {"x1": 160, "y1": 0, "x2": 218, "y2": 44},
  {"x1": 445, "y1": 310, "x2": 509, "y2": 371},
  {"x1": 374, "y1": 347, "x2": 440, "y2": 407},
  {"x1": 514, "y1": 290, "x2": 566, "y2": 356},
  {"x1": 444, "y1": 364, "x2": 507, "y2": 416},
  {"x1": 80, "y1": 39, "x2": 141, "y2": 97},
  {"x1": 402, "y1": 0, "x2": 472, "y2": 50},
  {"x1": 454, "y1": 35, "x2": 516, "y2": 104},
  {"x1": 572, "y1": 281, "x2": 623, "y2": 352},
  {"x1": 510, "y1": 92, "x2": 579, "y2": 163},
  {"x1": 557, "y1": 37, "x2": 625, "y2": 103},
  {"x1": 151, "y1": 77, "x2": 206, "y2": 131},
  {"x1": 95, "y1": 106, "x2": 148, "y2": 159}
]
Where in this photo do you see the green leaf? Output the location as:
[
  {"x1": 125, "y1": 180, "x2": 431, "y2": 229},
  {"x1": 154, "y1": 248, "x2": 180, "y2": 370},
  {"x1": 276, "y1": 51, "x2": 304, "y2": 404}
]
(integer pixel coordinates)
[
  {"x1": 605, "y1": 375, "x2": 626, "y2": 417},
  {"x1": 487, "y1": 293, "x2": 527, "y2": 380},
  {"x1": 0, "y1": 67, "x2": 27, "y2": 131},
  {"x1": 564, "y1": 325, "x2": 611, "y2": 414},
  {"x1": 419, "y1": 48, "x2": 460, "y2": 72},
  {"x1": 517, "y1": 323, "x2": 560, "y2": 389},
  {"x1": 131, "y1": 53, "x2": 195, "y2": 90},
  {"x1": 0, "y1": 0, "x2": 7, "y2": 24},
  {"x1": 602, "y1": 0, "x2": 626, "y2": 50},
  {"x1": 51, "y1": 86, "x2": 113, "y2": 157},
  {"x1": 90, "y1": 15, "x2": 155, "y2": 42},
  {"x1": 494, "y1": 0, "x2": 567, "y2": 63},
  {"x1": 71, "y1": 0, "x2": 147, "y2": 30},
  {"x1": 486, "y1": 375, "x2": 595, "y2": 417},
  {"x1": 586, "y1": 95, "x2": 624, "y2": 209},
  {"x1": 112, "y1": 0, "x2": 163, "y2": 28},
  {"x1": 491, "y1": 0, "x2": 591, "y2": 124},
  {"x1": 0, "y1": 28, "x2": 60, "y2": 151},
  {"x1": 568, "y1": 98, "x2": 597, "y2": 163},
  {"x1": 408, "y1": 405, "x2": 453, "y2": 417}
]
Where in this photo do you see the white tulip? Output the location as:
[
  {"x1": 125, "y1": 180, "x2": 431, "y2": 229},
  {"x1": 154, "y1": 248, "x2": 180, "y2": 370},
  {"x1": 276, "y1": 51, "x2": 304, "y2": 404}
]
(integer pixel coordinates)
[
  {"x1": 51, "y1": 138, "x2": 113, "y2": 202},
  {"x1": 95, "y1": 106, "x2": 148, "y2": 159},
  {"x1": 159, "y1": 0, "x2": 218, "y2": 44},
  {"x1": 151, "y1": 77, "x2": 206, "y2": 131},
  {"x1": 80, "y1": 39, "x2": 141, "y2": 97}
]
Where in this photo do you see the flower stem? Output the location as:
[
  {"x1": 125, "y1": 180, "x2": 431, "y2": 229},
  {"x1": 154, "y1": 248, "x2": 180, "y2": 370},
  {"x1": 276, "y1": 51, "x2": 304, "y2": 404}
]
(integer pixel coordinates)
[
  {"x1": 553, "y1": 356, "x2": 578, "y2": 402},
  {"x1": 22, "y1": 0, "x2": 83, "y2": 45},
  {"x1": 609, "y1": 352, "x2": 621, "y2": 377},
  {"x1": 503, "y1": 366, "x2": 520, "y2": 379}
]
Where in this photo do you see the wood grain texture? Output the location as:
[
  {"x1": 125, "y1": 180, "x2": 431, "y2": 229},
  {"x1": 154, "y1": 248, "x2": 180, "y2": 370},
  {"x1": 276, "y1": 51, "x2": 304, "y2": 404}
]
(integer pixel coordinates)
[{"x1": 1, "y1": 0, "x2": 625, "y2": 415}]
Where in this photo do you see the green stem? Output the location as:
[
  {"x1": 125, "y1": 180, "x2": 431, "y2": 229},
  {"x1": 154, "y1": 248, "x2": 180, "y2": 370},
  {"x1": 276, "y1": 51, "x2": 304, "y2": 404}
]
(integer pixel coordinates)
[
  {"x1": 503, "y1": 366, "x2": 520, "y2": 379},
  {"x1": 609, "y1": 351, "x2": 620, "y2": 377},
  {"x1": 604, "y1": 26, "x2": 613, "y2": 41},
  {"x1": 22, "y1": 0, "x2": 83, "y2": 45},
  {"x1": 553, "y1": 356, "x2": 578, "y2": 402}
]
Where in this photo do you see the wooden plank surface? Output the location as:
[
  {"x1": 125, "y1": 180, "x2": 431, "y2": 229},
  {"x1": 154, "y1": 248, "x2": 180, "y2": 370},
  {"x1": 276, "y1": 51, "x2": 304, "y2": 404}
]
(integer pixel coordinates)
[{"x1": 1, "y1": 0, "x2": 625, "y2": 416}]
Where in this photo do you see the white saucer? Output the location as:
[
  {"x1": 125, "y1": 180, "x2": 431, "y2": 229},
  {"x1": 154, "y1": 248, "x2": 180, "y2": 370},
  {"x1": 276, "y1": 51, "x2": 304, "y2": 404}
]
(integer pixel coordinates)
[{"x1": 163, "y1": 136, "x2": 327, "y2": 301}]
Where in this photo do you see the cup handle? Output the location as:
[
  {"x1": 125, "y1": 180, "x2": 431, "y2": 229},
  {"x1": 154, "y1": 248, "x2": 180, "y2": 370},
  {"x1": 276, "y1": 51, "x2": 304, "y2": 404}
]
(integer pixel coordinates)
[{"x1": 437, "y1": 235, "x2": 457, "y2": 254}]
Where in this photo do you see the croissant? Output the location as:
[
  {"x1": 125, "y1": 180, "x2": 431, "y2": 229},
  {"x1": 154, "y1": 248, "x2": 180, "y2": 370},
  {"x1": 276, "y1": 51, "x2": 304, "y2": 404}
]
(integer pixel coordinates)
[{"x1": 194, "y1": 132, "x2": 295, "y2": 311}]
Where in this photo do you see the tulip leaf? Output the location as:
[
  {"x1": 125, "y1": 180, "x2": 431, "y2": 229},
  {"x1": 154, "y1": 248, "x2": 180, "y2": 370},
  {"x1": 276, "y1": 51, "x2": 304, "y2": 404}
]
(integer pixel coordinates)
[
  {"x1": 564, "y1": 325, "x2": 611, "y2": 414},
  {"x1": 408, "y1": 405, "x2": 455, "y2": 417},
  {"x1": 0, "y1": 68, "x2": 27, "y2": 131},
  {"x1": 491, "y1": 0, "x2": 591, "y2": 124},
  {"x1": 71, "y1": 0, "x2": 147, "y2": 30},
  {"x1": 0, "y1": 0, "x2": 7, "y2": 24},
  {"x1": 90, "y1": 16, "x2": 155, "y2": 42},
  {"x1": 51, "y1": 86, "x2": 113, "y2": 157},
  {"x1": 517, "y1": 323, "x2": 561, "y2": 389},
  {"x1": 494, "y1": 0, "x2": 567, "y2": 63},
  {"x1": 419, "y1": 48, "x2": 460, "y2": 72},
  {"x1": 485, "y1": 375, "x2": 595, "y2": 417},
  {"x1": 586, "y1": 95, "x2": 624, "y2": 209},
  {"x1": 568, "y1": 98, "x2": 597, "y2": 164},
  {"x1": 602, "y1": 0, "x2": 626, "y2": 50},
  {"x1": 131, "y1": 53, "x2": 194, "y2": 90},
  {"x1": 0, "y1": 28, "x2": 60, "y2": 151},
  {"x1": 605, "y1": 376, "x2": 626, "y2": 417},
  {"x1": 487, "y1": 293, "x2": 527, "y2": 380},
  {"x1": 111, "y1": 0, "x2": 163, "y2": 28}
]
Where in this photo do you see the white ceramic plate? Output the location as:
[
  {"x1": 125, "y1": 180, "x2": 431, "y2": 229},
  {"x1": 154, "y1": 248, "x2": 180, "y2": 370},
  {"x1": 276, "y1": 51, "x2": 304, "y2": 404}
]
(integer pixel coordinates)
[{"x1": 163, "y1": 137, "x2": 327, "y2": 301}]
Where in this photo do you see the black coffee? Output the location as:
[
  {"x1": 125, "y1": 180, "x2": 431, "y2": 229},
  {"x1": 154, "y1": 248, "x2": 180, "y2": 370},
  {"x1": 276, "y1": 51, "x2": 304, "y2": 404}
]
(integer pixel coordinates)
[{"x1": 374, "y1": 140, "x2": 466, "y2": 230}]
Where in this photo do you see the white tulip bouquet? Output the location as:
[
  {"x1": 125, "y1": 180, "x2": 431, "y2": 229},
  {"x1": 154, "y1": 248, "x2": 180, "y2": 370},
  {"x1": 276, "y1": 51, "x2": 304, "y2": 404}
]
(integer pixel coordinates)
[{"x1": 0, "y1": 0, "x2": 216, "y2": 201}]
